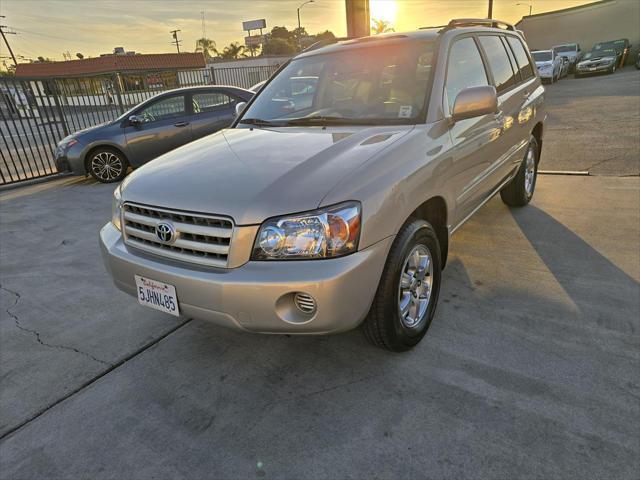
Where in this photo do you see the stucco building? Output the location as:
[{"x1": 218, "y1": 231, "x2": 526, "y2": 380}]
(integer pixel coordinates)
[{"x1": 516, "y1": 0, "x2": 640, "y2": 61}]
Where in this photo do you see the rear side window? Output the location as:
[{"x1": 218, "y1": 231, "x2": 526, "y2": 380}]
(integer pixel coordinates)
[
  {"x1": 479, "y1": 35, "x2": 517, "y2": 93},
  {"x1": 506, "y1": 36, "x2": 535, "y2": 80},
  {"x1": 192, "y1": 92, "x2": 235, "y2": 114},
  {"x1": 445, "y1": 37, "x2": 489, "y2": 111}
]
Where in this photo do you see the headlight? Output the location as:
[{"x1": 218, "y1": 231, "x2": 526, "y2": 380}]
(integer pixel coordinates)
[
  {"x1": 252, "y1": 202, "x2": 361, "y2": 260},
  {"x1": 111, "y1": 185, "x2": 123, "y2": 231},
  {"x1": 58, "y1": 136, "x2": 78, "y2": 149}
]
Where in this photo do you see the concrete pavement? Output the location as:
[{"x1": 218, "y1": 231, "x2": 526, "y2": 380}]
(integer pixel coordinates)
[
  {"x1": 1, "y1": 174, "x2": 638, "y2": 479},
  {"x1": 540, "y1": 66, "x2": 640, "y2": 176}
]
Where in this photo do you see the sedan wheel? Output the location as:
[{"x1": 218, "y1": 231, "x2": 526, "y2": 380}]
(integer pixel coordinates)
[{"x1": 88, "y1": 149, "x2": 128, "y2": 183}]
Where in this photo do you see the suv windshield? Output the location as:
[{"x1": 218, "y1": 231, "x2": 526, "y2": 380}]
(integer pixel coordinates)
[
  {"x1": 554, "y1": 44, "x2": 576, "y2": 53},
  {"x1": 532, "y1": 51, "x2": 552, "y2": 62},
  {"x1": 239, "y1": 40, "x2": 436, "y2": 126}
]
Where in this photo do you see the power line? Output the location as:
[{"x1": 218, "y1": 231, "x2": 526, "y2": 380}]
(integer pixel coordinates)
[
  {"x1": 170, "y1": 29, "x2": 182, "y2": 53},
  {"x1": 0, "y1": 16, "x2": 18, "y2": 66}
]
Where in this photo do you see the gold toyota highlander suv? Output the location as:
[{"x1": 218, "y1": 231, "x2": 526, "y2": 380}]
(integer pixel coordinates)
[{"x1": 100, "y1": 19, "x2": 546, "y2": 351}]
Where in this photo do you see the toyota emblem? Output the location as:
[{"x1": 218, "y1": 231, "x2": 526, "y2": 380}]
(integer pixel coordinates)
[{"x1": 155, "y1": 222, "x2": 175, "y2": 244}]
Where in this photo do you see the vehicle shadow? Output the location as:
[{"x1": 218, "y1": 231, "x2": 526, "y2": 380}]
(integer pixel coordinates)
[{"x1": 510, "y1": 204, "x2": 639, "y2": 335}]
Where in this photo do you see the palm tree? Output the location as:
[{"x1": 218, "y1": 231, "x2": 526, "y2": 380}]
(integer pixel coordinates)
[
  {"x1": 195, "y1": 37, "x2": 217, "y2": 59},
  {"x1": 371, "y1": 19, "x2": 395, "y2": 35},
  {"x1": 219, "y1": 42, "x2": 246, "y2": 60}
]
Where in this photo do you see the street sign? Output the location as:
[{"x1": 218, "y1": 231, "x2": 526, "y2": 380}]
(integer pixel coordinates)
[{"x1": 242, "y1": 19, "x2": 266, "y2": 31}]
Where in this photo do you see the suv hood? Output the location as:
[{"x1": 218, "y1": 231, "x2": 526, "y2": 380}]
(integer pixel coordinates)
[{"x1": 121, "y1": 125, "x2": 412, "y2": 225}]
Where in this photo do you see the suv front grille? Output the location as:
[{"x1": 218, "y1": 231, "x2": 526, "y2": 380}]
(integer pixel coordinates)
[{"x1": 122, "y1": 203, "x2": 233, "y2": 268}]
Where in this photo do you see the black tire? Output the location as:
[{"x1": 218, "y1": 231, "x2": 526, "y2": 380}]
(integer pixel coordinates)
[
  {"x1": 87, "y1": 147, "x2": 128, "y2": 183},
  {"x1": 362, "y1": 219, "x2": 442, "y2": 352},
  {"x1": 500, "y1": 135, "x2": 539, "y2": 207}
]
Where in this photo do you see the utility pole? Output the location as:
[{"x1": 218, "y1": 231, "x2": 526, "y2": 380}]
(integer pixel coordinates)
[
  {"x1": 0, "y1": 16, "x2": 18, "y2": 66},
  {"x1": 201, "y1": 11, "x2": 206, "y2": 38},
  {"x1": 170, "y1": 29, "x2": 182, "y2": 53},
  {"x1": 487, "y1": 0, "x2": 494, "y2": 18}
]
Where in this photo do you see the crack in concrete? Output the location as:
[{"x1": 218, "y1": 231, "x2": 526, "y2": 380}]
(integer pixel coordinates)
[{"x1": 1, "y1": 285, "x2": 112, "y2": 366}]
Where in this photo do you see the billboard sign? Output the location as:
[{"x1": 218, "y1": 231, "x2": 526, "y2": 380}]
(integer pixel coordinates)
[
  {"x1": 244, "y1": 35, "x2": 266, "y2": 47},
  {"x1": 242, "y1": 19, "x2": 266, "y2": 31}
]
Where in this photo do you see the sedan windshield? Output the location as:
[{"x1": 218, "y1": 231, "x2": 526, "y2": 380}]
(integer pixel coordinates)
[
  {"x1": 239, "y1": 40, "x2": 436, "y2": 126},
  {"x1": 532, "y1": 51, "x2": 552, "y2": 62}
]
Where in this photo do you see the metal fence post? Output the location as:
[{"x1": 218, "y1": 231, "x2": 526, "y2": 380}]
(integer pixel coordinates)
[
  {"x1": 49, "y1": 79, "x2": 69, "y2": 137},
  {"x1": 112, "y1": 72, "x2": 125, "y2": 115}
]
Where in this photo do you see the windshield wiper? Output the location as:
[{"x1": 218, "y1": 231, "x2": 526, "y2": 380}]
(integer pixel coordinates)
[
  {"x1": 282, "y1": 116, "x2": 381, "y2": 126},
  {"x1": 238, "y1": 118, "x2": 282, "y2": 127}
]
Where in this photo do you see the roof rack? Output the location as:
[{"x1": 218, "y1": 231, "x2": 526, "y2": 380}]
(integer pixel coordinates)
[
  {"x1": 302, "y1": 36, "x2": 356, "y2": 53},
  {"x1": 445, "y1": 18, "x2": 516, "y2": 31}
]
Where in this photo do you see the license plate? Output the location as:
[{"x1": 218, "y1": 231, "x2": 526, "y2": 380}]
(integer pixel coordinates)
[
  {"x1": 588, "y1": 67, "x2": 597, "y2": 71},
  {"x1": 134, "y1": 275, "x2": 180, "y2": 317}
]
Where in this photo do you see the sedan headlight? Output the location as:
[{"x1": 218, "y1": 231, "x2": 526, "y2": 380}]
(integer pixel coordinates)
[
  {"x1": 58, "y1": 136, "x2": 78, "y2": 149},
  {"x1": 111, "y1": 185, "x2": 123, "y2": 231},
  {"x1": 252, "y1": 202, "x2": 361, "y2": 260}
]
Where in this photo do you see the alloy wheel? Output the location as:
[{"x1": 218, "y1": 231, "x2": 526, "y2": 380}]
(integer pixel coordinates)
[
  {"x1": 398, "y1": 244, "x2": 434, "y2": 328},
  {"x1": 91, "y1": 152, "x2": 123, "y2": 182},
  {"x1": 524, "y1": 145, "x2": 536, "y2": 197}
]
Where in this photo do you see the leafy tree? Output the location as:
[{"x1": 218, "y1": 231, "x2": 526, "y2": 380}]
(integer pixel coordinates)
[
  {"x1": 195, "y1": 37, "x2": 217, "y2": 59},
  {"x1": 244, "y1": 44, "x2": 261, "y2": 57},
  {"x1": 371, "y1": 19, "x2": 395, "y2": 35},
  {"x1": 270, "y1": 26, "x2": 294, "y2": 41},
  {"x1": 262, "y1": 37, "x2": 297, "y2": 56},
  {"x1": 0, "y1": 63, "x2": 16, "y2": 76},
  {"x1": 218, "y1": 42, "x2": 246, "y2": 60}
]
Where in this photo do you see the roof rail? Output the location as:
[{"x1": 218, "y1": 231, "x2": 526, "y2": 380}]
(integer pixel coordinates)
[
  {"x1": 446, "y1": 18, "x2": 516, "y2": 31},
  {"x1": 302, "y1": 36, "x2": 356, "y2": 53}
]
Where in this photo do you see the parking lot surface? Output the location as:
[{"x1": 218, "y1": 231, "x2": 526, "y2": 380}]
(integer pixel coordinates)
[
  {"x1": 540, "y1": 67, "x2": 640, "y2": 175},
  {"x1": 1, "y1": 70, "x2": 639, "y2": 479}
]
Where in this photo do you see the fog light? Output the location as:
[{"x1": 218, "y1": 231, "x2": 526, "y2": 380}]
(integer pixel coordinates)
[{"x1": 294, "y1": 292, "x2": 316, "y2": 314}]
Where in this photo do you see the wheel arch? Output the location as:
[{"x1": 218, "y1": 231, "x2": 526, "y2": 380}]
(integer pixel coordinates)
[
  {"x1": 407, "y1": 196, "x2": 449, "y2": 269},
  {"x1": 531, "y1": 122, "x2": 543, "y2": 162},
  {"x1": 83, "y1": 144, "x2": 129, "y2": 175}
]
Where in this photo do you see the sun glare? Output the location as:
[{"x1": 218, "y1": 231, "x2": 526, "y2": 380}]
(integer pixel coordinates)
[{"x1": 370, "y1": 0, "x2": 398, "y2": 25}]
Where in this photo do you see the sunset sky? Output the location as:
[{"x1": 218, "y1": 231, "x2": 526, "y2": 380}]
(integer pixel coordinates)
[{"x1": 1, "y1": 0, "x2": 594, "y2": 63}]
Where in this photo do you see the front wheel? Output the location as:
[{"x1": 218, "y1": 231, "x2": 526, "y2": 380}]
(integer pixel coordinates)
[
  {"x1": 500, "y1": 135, "x2": 539, "y2": 207},
  {"x1": 87, "y1": 148, "x2": 129, "y2": 183},
  {"x1": 362, "y1": 219, "x2": 442, "y2": 352}
]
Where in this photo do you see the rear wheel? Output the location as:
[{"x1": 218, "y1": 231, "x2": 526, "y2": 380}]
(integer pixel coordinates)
[
  {"x1": 500, "y1": 135, "x2": 539, "y2": 207},
  {"x1": 87, "y1": 147, "x2": 128, "y2": 183},
  {"x1": 362, "y1": 219, "x2": 441, "y2": 352}
]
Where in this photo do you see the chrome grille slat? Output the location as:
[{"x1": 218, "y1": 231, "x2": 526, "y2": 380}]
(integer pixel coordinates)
[{"x1": 123, "y1": 203, "x2": 233, "y2": 268}]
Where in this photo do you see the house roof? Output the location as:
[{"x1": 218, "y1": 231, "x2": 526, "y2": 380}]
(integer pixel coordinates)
[{"x1": 15, "y1": 52, "x2": 206, "y2": 78}]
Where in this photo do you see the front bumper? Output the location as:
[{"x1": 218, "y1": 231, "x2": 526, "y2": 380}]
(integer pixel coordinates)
[
  {"x1": 99, "y1": 222, "x2": 393, "y2": 334},
  {"x1": 54, "y1": 143, "x2": 85, "y2": 175},
  {"x1": 537, "y1": 70, "x2": 554, "y2": 79},
  {"x1": 576, "y1": 63, "x2": 614, "y2": 74}
]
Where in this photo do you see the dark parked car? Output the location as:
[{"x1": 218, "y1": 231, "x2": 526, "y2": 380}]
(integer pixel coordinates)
[
  {"x1": 575, "y1": 48, "x2": 619, "y2": 77},
  {"x1": 592, "y1": 38, "x2": 631, "y2": 67},
  {"x1": 54, "y1": 86, "x2": 254, "y2": 183}
]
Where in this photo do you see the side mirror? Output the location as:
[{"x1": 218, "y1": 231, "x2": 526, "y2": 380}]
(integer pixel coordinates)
[
  {"x1": 235, "y1": 102, "x2": 247, "y2": 117},
  {"x1": 451, "y1": 86, "x2": 498, "y2": 123},
  {"x1": 128, "y1": 115, "x2": 142, "y2": 126}
]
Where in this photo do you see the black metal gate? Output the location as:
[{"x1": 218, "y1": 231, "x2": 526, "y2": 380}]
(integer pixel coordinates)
[{"x1": 0, "y1": 69, "x2": 215, "y2": 185}]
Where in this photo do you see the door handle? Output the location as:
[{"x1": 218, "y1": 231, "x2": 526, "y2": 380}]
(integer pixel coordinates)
[{"x1": 174, "y1": 121, "x2": 190, "y2": 127}]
